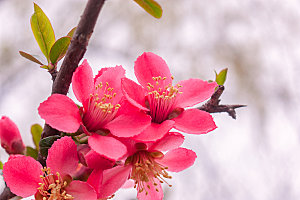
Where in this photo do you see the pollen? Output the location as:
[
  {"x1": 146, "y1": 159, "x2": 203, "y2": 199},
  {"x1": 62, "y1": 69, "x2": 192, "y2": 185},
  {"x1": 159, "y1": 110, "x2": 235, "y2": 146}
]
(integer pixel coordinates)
[
  {"x1": 146, "y1": 76, "x2": 182, "y2": 123},
  {"x1": 37, "y1": 167, "x2": 73, "y2": 200},
  {"x1": 126, "y1": 150, "x2": 172, "y2": 196}
]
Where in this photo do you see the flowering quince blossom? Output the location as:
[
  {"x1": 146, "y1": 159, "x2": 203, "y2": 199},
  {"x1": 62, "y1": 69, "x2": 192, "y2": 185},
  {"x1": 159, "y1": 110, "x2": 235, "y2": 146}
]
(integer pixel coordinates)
[
  {"x1": 122, "y1": 52, "x2": 218, "y2": 142},
  {"x1": 38, "y1": 60, "x2": 151, "y2": 160},
  {"x1": 87, "y1": 132, "x2": 196, "y2": 200},
  {"x1": 0, "y1": 116, "x2": 25, "y2": 154},
  {"x1": 3, "y1": 136, "x2": 97, "y2": 200}
]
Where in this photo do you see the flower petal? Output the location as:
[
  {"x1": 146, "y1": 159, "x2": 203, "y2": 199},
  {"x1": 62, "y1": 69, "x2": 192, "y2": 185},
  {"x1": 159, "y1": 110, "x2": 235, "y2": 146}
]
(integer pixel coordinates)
[
  {"x1": 3, "y1": 156, "x2": 43, "y2": 197},
  {"x1": 137, "y1": 179, "x2": 163, "y2": 200},
  {"x1": 105, "y1": 112, "x2": 151, "y2": 138},
  {"x1": 150, "y1": 132, "x2": 184, "y2": 152},
  {"x1": 38, "y1": 94, "x2": 82, "y2": 133},
  {"x1": 98, "y1": 165, "x2": 131, "y2": 199},
  {"x1": 85, "y1": 150, "x2": 114, "y2": 170},
  {"x1": 94, "y1": 65, "x2": 125, "y2": 104},
  {"x1": 65, "y1": 180, "x2": 97, "y2": 200},
  {"x1": 157, "y1": 147, "x2": 196, "y2": 172},
  {"x1": 121, "y1": 78, "x2": 149, "y2": 111},
  {"x1": 46, "y1": 136, "x2": 78, "y2": 176},
  {"x1": 176, "y1": 79, "x2": 218, "y2": 108},
  {"x1": 72, "y1": 59, "x2": 94, "y2": 108},
  {"x1": 134, "y1": 52, "x2": 172, "y2": 88},
  {"x1": 88, "y1": 135, "x2": 127, "y2": 161},
  {"x1": 133, "y1": 120, "x2": 174, "y2": 142},
  {"x1": 0, "y1": 116, "x2": 25, "y2": 154},
  {"x1": 173, "y1": 109, "x2": 217, "y2": 134},
  {"x1": 87, "y1": 169, "x2": 103, "y2": 198}
]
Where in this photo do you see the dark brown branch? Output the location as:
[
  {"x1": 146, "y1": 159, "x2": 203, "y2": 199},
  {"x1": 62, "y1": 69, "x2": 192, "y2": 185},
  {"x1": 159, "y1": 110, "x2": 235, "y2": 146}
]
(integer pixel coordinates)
[
  {"x1": 36, "y1": 0, "x2": 106, "y2": 166},
  {"x1": 198, "y1": 85, "x2": 246, "y2": 119},
  {"x1": 0, "y1": 186, "x2": 16, "y2": 200},
  {"x1": 41, "y1": 0, "x2": 106, "y2": 139}
]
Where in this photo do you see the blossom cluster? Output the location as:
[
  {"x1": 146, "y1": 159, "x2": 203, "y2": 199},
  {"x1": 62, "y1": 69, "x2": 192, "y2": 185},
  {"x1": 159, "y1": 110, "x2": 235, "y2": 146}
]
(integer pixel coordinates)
[{"x1": 1, "y1": 52, "x2": 217, "y2": 200}]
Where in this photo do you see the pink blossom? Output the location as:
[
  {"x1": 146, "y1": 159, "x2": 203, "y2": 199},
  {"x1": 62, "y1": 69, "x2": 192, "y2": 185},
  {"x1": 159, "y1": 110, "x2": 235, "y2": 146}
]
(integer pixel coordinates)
[
  {"x1": 87, "y1": 132, "x2": 197, "y2": 200},
  {"x1": 0, "y1": 116, "x2": 25, "y2": 154},
  {"x1": 3, "y1": 136, "x2": 97, "y2": 200},
  {"x1": 122, "y1": 52, "x2": 218, "y2": 142},
  {"x1": 38, "y1": 60, "x2": 151, "y2": 160}
]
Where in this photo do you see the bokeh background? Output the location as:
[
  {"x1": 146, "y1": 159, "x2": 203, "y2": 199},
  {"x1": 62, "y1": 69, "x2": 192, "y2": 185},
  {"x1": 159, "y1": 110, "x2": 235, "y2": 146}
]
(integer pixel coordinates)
[{"x1": 1, "y1": 0, "x2": 300, "y2": 199}]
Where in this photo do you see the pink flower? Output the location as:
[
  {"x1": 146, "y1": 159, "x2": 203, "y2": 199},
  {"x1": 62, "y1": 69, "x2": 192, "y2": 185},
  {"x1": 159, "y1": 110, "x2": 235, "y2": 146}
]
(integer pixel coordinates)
[
  {"x1": 87, "y1": 132, "x2": 197, "y2": 200},
  {"x1": 3, "y1": 136, "x2": 97, "y2": 200},
  {"x1": 38, "y1": 60, "x2": 151, "y2": 160},
  {"x1": 122, "y1": 52, "x2": 218, "y2": 142},
  {"x1": 0, "y1": 116, "x2": 25, "y2": 154}
]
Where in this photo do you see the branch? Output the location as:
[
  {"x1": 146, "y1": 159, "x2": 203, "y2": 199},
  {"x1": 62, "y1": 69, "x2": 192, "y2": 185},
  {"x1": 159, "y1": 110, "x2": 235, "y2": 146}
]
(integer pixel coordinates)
[
  {"x1": 41, "y1": 0, "x2": 106, "y2": 139},
  {"x1": 37, "y1": 0, "x2": 106, "y2": 166},
  {"x1": 198, "y1": 85, "x2": 246, "y2": 119},
  {"x1": 0, "y1": 186, "x2": 16, "y2": 200}
]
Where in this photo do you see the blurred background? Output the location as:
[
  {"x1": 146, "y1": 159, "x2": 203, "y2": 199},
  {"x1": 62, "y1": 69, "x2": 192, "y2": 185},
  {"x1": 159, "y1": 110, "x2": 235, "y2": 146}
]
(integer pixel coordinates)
[{"x1": 1, "y1": 0, "x2": 300, "y2": 199}]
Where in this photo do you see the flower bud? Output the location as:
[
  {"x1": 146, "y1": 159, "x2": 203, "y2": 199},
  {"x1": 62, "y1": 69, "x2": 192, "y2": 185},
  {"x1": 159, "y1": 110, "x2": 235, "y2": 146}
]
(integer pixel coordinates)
[{"x1": 0, "y1": 116, "x2": 25, "y2": 154}]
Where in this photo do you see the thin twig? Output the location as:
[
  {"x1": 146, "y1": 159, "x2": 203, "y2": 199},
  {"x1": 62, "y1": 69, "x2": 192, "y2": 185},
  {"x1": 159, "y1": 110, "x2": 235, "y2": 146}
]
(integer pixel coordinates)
[{"x1": 198, "y1": 85, "x2": 246, "y2": 119}]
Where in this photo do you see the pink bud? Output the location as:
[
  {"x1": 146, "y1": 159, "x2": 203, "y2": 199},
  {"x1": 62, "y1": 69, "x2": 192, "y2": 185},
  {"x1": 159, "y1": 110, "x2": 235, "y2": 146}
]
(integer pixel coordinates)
[{"x1": 0, "y1": 116, "x2": 25, "y2": 154}]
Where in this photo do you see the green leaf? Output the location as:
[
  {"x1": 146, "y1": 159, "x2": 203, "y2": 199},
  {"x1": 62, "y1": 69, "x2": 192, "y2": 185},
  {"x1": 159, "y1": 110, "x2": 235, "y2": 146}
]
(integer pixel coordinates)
[
  {"x1": 67, "y1": 27, "x2": 76, "y2": 38},
  {"x1": 26, "y1": 146, "x2": 38, "y2": 159},
  {"x1": 0, "y1": 161, "x2": 3, "y2": 170},
  {"x1": 215, "y1": 68, "x2": 228, "y2": 85},
  {"x1": 133, "y1": 0, "x2": 163, "y2": 18},
  {"x1": 19, "y1": 51, "x2": 44, "y2": 65},
  {"x1": 39, "y1": 135, "x2": 60, "y2": 157},
  {"x1": 49, "y1": 36, "x2": 71, "y2": 64},
  {"x1": 30, "y1": 3, "x2": 55, "y2": 61},
  {"x1": 31, "y1": 124, "x2": 43, "y2": 150}
]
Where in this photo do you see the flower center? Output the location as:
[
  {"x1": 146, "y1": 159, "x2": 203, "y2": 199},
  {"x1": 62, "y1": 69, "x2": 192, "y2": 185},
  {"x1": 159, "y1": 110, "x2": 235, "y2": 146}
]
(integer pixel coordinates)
[
  {"x1": 83, "y1": 82, "x2": 121, "y2": 131},
  {"x1": 146, "y1": 76, "x2": 182, "y2": 123},
  {"x1": 37, "y1": 167, "x2": 73, "y2": 200},
  {"x1": 125, "y1": 147, "x2": 172, "y2": 195}
]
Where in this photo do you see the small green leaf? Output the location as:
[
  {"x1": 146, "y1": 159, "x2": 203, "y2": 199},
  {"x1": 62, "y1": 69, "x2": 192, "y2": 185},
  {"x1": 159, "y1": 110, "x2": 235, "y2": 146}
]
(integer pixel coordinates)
[
  {"x1": 215, "y1": 68, "x2": 228, "y2": 85},
  {"x1": 31, "y1": 3, "x2": 55, "y2": 61},
  {"x1": 49, "y1": 36, "x2": 71, "y2": 64},
  {"x1": 39, "y1": 135, "x2": 60, "y2": 157},
  {"x1": 0, "y1": 161, "x2": 3, "y2": 170},
  {"x1": 26, "y1": 146, "x2": 38, "y2": 159},
  {"x1": 67, "y1": 27, "x2": 76, "y2": 38},
  {"x1": 133, "y1": 0, "x2": 163, "y2": 18},
  {"x1": 19, "y1": 51, "x2": 44, "y2": 65},
  {"x1": 40, "y1": 65, "x2": 48, "y2": 69},
  {"x1": 31, "y1": 124, "x2": 43, "y2": 150}
]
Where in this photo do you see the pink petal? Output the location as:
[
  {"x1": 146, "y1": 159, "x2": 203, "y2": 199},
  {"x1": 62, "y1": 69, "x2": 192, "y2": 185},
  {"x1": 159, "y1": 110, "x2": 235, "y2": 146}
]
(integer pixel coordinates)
[
  {"x1": 157, "y1": 147, "x2": 196, "y2": 172},
  {"x1": 0, "y1": 116, "x2": 25, "y2": 154},
  {"x1": 65, "y1": 180, "x2": 97, "y2": 200},
  {"x1": 105, "y1": 112, "x2": 151, "y2": 138},
  {"x1": 38, "y1": 94, "x2": 82, "y2": 133},
  {"x1": 72, "y1": 59, "x2": 94, "y2": 108},
  {"x1": 85, "y1": 150, "x2": 114, "y2": 170},
  {"x1": 134, "y1": 52, "x2": 172, "y2": 88},
  {"x1": 87, "y1": 169, "x2": 103, "y2": 198},
  {"x1": 176, "y1": 79, "x2": 218, "y2": 108},
  {"x1": 98, "y1": 165, "x2": 131, "y2": 199},
  {"x1": 133, "y1": 120, "x2": 175, "y2": 142},
  {"x1": 121, "y1": 78, "x2": 149, "y2": 111},
  {"x1": 3, "y1": 156, "x2": 43, "y2": 197},
  {"x1": 94, "y1": 65, "x2": 125, "y2": 104},
  {"x1": 46, "y1": 136, "x2": 78, "y2": 176},
  {"x1": 150, "y1": 132, "x2": 185, "y2": 152},
  {"x1": 88, "y1": 135, "x2": 127, "y2": 161},
  {"x1": 122, "y1": 179, "x2": 135, "y2": 189},
  {"x1": 173, "y1": 109, "x2": 217, "y2": 134},
  {"x1": 94, "y1": 67, "x2": 109, "y2": 83},
  {"x1": 137, "y1": 180, "x2": 163, "y2": 200}
]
